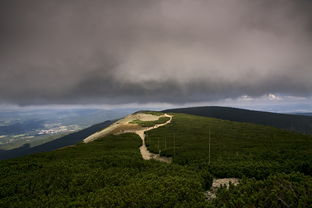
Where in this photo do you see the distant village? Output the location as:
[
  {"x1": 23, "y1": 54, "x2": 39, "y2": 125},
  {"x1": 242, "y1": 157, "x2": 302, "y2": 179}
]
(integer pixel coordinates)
[{"x1": 37, "y1": 125, "x2": 79, "y2": 135}]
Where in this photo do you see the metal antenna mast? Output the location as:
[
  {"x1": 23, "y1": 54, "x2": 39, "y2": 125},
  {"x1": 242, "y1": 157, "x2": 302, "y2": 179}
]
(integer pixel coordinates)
[
  {"x1": 158, "y1": 137, "x2": 160, "y2": 154},
  {"x1": 209, "y1": 128, "x2": 211, "y2": 165},
  {"x1": 173, "y1": 134, "x2": 176, "y2": 159}
]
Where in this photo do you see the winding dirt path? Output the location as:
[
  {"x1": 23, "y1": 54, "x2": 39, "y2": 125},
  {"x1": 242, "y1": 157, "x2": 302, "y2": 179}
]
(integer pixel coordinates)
[
  {"x1": 83, "y1": 113, "x2": 173, "y2": 163},
  {"x1": 135, "y1": 114, "x2": 173, "y2": 163}
]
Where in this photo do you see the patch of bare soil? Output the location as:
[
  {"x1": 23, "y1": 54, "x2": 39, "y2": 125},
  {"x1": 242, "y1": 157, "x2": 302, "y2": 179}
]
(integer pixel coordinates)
[
  {"x1": 205, "y1": 178, "x2": 240, "y2": 200},
  {"x1": 83, "y1": 113, "x2": 173, "y2": 163}
]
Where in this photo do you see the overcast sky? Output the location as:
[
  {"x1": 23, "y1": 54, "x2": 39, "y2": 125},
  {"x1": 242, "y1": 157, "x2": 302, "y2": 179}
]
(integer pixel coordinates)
[{"x1": 0, "y1": 0, "x2": 312, "y2": 110}]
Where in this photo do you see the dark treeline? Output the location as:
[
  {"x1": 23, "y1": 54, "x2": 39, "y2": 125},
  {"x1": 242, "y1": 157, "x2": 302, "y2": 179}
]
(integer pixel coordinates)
[{"x1": 163, "y1": 106, "x2": 312, "y2": 134}]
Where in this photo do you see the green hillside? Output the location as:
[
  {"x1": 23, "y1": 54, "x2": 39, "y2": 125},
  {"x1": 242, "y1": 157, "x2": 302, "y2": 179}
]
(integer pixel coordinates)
[
  {"x1": 163, "y1": 106, "x2": 312, "y2": 134},
  {"x1": 0, "y1": 133, "x2": 207, "y2": 207},
  {"x1": 146, "y1": 113, "x2": 312, "y2": 178},
  {"x1": 1, "y1": 112, "x2": 312, "y2": 207}
]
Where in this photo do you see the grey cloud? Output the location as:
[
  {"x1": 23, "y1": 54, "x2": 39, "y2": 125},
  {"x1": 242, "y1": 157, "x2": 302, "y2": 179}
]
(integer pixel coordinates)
[{"x1": 0, "y1": 0, "x2": 312, "y2": 105}]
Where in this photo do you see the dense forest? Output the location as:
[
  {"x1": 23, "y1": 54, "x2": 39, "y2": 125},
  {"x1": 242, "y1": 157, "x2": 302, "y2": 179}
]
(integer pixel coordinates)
[
  {"x1": 145, "y1": 113, "x2": 312, "y2": 206},
  {"x1": 0, "y1": 112, "x2": 312, "y2": 207},
  {"x1": 0, "y1": 133, "x2": 210, "y2": 207},
  {"x1": 147, "y1": 113, "x2": 312, "y2": 178}
]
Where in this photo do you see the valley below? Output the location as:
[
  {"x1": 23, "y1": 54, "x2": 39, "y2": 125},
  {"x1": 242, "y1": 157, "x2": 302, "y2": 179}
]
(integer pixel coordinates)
[{"x1": 0, "y1": 108, "x2": 135, "y2": 151}]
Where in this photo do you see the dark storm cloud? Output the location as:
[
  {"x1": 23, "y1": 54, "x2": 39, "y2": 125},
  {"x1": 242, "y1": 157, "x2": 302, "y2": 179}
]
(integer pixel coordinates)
[{"x1": 0, "y1": 0, "x2": 312, "y2": 105}]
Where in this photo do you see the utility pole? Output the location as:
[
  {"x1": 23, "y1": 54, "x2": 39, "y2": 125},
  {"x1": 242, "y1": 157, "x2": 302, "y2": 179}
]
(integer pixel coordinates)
[
  {"x1": 173, "y1": 134, "x2": 176, "y2": 159},
  {"x1": 165, "y1": 137, "x2": 167, "y2": 150},
  {"x1": 158, "y1": 137, "x2": 160, "y2": 154},
  {"x1": 209, "y1": 128, "x2": 211, "y2": 165}
]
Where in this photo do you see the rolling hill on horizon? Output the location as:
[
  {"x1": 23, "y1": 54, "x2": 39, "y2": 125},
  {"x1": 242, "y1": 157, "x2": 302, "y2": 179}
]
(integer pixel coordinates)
[
  {"x1": 2, "y1": 106, "x2": 312, "y2": 160},
  {"x1": 163, "y1": 106, "x2": 312, "y2": 135},
  {"x1": 294, "y1": 112, "x2": 312, "y2": 116}
]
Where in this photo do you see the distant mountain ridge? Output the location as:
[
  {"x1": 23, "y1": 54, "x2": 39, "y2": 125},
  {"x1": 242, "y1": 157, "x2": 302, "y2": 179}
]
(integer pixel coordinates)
[
  {"x1": 293, "y1": 112, "x2": 312, "y2": 116},
  {"x1": 163, "y1": 106, "x2": 312, "y2": 135}
]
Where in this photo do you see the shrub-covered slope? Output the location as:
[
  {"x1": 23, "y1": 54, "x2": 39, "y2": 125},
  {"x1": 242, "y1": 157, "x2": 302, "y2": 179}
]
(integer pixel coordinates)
[
  {"x1": 146, "y1": 113, "x2": 312, "y2": 207},
  {"x1": 0, "y1": 133, "x2": 207, "y2": 208},
  {"x1": 147, "y1": 113, "x2": 312, "y2": 178},
  {"x1": 1, "y1": 112, "x2": 312, "y2": 207},
  {"x1": 163, "y1": 106, "x2": 312, "y2": 134}
]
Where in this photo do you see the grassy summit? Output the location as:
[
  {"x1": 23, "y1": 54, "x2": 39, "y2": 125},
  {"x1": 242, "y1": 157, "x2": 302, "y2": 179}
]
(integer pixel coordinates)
[
  {"x1": 130, "y1": 116, "x2": 170, "y2": 127},
  {"x1": 0, "y1": 112, "x2": 312, "y2": 207}
]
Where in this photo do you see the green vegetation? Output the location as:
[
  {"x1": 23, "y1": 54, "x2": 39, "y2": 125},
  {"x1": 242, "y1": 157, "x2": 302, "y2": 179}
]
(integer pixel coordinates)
[
  {"x1": 147, "y1": 113, "x2": 312, "y2": 179},
  {"x1": 136, "y1": 111, "x2": 164, "y2": 116},
  {"x1": 1, "y1": 112, "x2": 312, "y2": 207},
  {"x1": 130, "y1": 116, "x2": 170, "y2": 127},
  {"x1": 163, "y1": 106, "x2": 312, "y2": 134},
  {"x1": 146, "y1": 113, "x2": 312, "y2": 206},
  {"x1": 211, "y1": 172, "x2": 312, "y2": 207},
  {"x1": 0, "y1": 133, "x2": 208, "y2": 207}
]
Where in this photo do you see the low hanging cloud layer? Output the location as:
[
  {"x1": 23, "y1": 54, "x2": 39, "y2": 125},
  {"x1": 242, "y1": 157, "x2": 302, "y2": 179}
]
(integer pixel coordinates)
[{"x1": 0, "y1": 0, "x2": 312, "y2": 105}]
